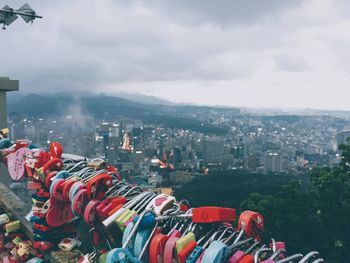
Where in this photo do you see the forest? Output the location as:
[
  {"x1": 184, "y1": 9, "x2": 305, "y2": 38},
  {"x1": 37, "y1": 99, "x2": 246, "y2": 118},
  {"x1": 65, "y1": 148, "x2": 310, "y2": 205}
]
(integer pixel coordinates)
[{"x1": 175, "y1": 140, "x2": 350, "y2": 263}]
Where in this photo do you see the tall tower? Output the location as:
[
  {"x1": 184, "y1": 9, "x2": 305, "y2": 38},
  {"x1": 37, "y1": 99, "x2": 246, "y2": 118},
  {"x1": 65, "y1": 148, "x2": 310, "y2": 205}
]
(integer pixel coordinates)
[{"x1": 0, "y1": 77, "x2": 19, "y2": 129}]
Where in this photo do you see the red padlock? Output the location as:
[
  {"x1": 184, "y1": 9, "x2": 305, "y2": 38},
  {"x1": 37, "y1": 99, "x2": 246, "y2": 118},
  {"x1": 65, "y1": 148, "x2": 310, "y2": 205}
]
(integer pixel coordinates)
[
  {"x1": 191, "y1": 207, "x2": 236, "y2": 223},
  {"x1": 42, "y1": 158, "x2": 63, "y2": 176},
  {"x1": 86, "y1": 173, "x2": 112, "y2": 200},
  {"x1": 49, "y1": 142, "x2": 63, "y2": 158},
  {"x1": 238, "y1": 211, "x2": 264, "y2": 242}
]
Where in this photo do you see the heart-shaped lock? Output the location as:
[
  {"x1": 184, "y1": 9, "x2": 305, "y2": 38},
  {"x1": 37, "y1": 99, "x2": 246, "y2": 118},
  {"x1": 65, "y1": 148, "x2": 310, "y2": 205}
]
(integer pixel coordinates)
[
  {"x1": 69, "y1": 181, "x2": 85, "y2": 202},
  {"x1": 49, "y1": 142, "x2": 62, "y2": 158},
  {"x1": 86, "y1": 173, "x2": 112, "y2": 200},
  {"x1": 46, "y1": 196, "x2": 74, "y2": 227},
  {"x1": 72, "y1": 189, "x2": 89, "y2": 217},
  {"x1": 7, "y1": 147, "x2": 30, "y2": 181},
  {"x1": 84, "y1": 200, "x2": 101, "y2": 226}
]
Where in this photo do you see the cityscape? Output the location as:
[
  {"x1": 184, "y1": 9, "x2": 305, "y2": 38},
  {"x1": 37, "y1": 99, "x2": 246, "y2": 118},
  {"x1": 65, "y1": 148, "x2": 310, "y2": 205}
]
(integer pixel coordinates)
[{"x1": 8, "y1": 92, "x2": 350, "y2": 190}]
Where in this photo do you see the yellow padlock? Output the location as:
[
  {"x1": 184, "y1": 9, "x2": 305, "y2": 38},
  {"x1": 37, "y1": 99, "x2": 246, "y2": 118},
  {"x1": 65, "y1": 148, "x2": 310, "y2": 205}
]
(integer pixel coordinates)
[{"x1": 176, "y1": 232, "x2": 196, "y2": 254}]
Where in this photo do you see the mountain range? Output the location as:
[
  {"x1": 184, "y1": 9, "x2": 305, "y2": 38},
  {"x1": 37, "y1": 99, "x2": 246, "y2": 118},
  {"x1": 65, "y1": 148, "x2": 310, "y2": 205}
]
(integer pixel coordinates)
[{"x1": 7, "y1": 93, "x2": 232, "y2": 135}]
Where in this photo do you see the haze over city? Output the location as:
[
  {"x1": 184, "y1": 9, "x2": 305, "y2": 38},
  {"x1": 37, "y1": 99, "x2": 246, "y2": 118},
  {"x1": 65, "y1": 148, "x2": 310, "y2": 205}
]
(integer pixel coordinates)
[{"x1": 2, "y1": 0, "x2": 350, "y2": 110}]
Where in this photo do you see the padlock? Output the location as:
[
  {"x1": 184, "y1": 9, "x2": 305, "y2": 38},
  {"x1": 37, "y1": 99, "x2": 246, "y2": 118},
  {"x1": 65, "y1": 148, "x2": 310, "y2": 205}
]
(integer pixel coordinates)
[
  {"x1": 71, "y1": 189, "x2": 89, "y2": 217},
  {"x1": 26, "y1": 257, "x2": 44, "y2": 263},
  {"x1": 191, "y1": 207, "x2": 236, "y2": 223},
  {"x1": 46, "y1": 196, "x2": 74, "y2": 227},
  {"x1": 86, "y1": 173, "x2": 113, "y2": 200},
  {"x1": 185, "y1": 246, "x2": 203, "y2": 263},
  {"x1": 148, "y1": 225, "x2": 182, "y2": 263},
  {"x1": 0, "y1": 214, "x2": 10, "y2": 225},
  {"x1": 49, "y1": 142, "x2": 62, "y2": 158},
  {"x1": 107, "y1": 203, "x2": 124, "y2": 217},
  {"x1": 27, "y1": 182, "x2": 43, "y2": 190},
  {"x1": 0, "y1": 138, "x2": 12, "y2": 149},
  {"x1": 33, "y1": 241, "x2": 55, "y2": 251},
  {"x1": 45, "y1": 171, "x2": 58, "y2": 189},
  {"x1": 238, "y1": 211, "x2": 264, "y2": 242},
  {"x1": 160, "y1": 206, "x2": 236, "y2": 224},
  {"x1": 115, "y1": 193, "x2": 155, "y2": 231},
  {"x1": 200, "y1": 241, "x2": 230, "y2": 263},
  {"x1": 133, "y1": 213, "x2": 157, "y2": 230},
  {"x1": 62, "y1": 179, "x2": 78, "y2": 201},
  {"x1": 42, "y1": 158, "x2": 63, "y2": 176},
  {"x1": 176, "y1": 232, "x2": 196, "y2": 254},
  {"x1": 97, "y1": 197, "x2": 127, "y2": 219},
  {"x1": 103, "y1": 192, "x2": 153, "y2": 227},
  {"x1": 33, "y1": 223, "x2": 51, "y2": 232},
  {"x1": 107, "y1": 210, "x2": 158, "y2": 263},
  {"x1": 69, "y1": 181, "x2": 86, "y2": 202},
  {"x1": 7, "y1": 147, "x2": 30, "y2": 181},
  {"x1": 228, "y1": 241, "x2": 259, "y2": 263},
  {"x1": 178, "y1": 240, "x2": 197, "y2": 263},
  {"x1": 146, "y1": 194, "x2": 176, "y2": 216},
  {"x1": 84, "y1": 200, "x2": 101, "y2": 226},
  {"x1": 5, "y1": 221, "x2": 21, "y2": 234},
  {"x1": 58, "y1": 237, "x2": 81, "y2": 252}
]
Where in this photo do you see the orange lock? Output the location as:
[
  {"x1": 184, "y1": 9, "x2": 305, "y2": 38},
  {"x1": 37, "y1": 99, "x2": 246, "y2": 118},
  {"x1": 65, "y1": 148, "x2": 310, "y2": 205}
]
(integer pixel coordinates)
[{"x1": 177, "y1": 240, "x2": 197, "y2": 263}]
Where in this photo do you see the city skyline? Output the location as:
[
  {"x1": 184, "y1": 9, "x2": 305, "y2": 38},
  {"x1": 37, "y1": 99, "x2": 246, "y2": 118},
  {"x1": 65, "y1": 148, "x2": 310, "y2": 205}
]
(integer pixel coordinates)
[{"x1": 2, "y1": 0, "x2": 350, "y2": 110}]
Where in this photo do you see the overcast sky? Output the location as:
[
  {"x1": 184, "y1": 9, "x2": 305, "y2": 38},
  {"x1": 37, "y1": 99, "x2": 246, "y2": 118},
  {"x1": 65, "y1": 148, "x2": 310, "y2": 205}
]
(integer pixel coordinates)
[{"x1": 1, "y1": 0, "x2": 350, "y2": 110}]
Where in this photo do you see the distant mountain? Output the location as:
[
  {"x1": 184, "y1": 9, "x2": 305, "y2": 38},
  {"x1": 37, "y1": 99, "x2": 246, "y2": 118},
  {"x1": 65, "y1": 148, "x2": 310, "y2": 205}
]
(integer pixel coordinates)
[
  {"x1": 112, "y1": 92, "x2": 174, "y2": 106},
  {"x1": 8, "y1": 93, "x2": 227, "y2": 135}
]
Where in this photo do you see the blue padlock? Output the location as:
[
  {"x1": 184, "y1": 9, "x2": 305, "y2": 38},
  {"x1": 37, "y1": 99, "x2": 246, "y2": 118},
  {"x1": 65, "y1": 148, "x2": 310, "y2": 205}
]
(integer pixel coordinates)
[
  {"x1": 133, "y1": 213, "x2": 156, "y2": 230},
  {"x1": 0, "y1": 138, "x2": 11, "y2": 149},
  {"x1": 106, "y1": 248, "x2": 141, "y2": 263},
  {"x1": 54, "y1": 170, "x2": 69, "y2": 180},
  {"x1": 186, "y1": 246, "x2": 204, "y2": 263},
  {"x1": 133, "y1": 228, "x2": 152, "y2": 262},
  {"x1": 28, "y1": 144, "x2": 38, "y2": 149},
  {"x1": 201, "y1": 241, "x2": 230, "y2": 263},
  {"x1": 107, "y1": 210, "x2": 158, "y2": 263},
  {"x1": 122, "y1": 221, "x2": 135, "y2": 252}
]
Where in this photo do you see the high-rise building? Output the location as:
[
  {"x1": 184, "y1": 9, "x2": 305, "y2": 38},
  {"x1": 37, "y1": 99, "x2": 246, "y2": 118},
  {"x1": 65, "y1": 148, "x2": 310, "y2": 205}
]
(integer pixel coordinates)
[
  {"x1": 265, "y1": 152, "x2": 282, "y2": 172},
  {"x1": 336, "y1": 130, "x2": 350, "y2": 147},
  {"x1": 202, "y1": 137, "x2": 224, "y2": 165}
]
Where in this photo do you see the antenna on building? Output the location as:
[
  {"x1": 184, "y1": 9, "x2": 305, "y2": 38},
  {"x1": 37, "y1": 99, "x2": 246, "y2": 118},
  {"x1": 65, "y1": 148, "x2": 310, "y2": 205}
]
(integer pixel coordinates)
[{"x1": 0, "y1": 3, "x2": 42, "y2": 29}]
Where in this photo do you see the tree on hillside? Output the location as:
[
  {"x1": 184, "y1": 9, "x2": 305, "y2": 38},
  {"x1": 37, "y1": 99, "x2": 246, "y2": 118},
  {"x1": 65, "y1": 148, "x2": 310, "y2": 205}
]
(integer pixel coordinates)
[{"x1": 242, "y1": 141, "x2": 350, "y2": 262}]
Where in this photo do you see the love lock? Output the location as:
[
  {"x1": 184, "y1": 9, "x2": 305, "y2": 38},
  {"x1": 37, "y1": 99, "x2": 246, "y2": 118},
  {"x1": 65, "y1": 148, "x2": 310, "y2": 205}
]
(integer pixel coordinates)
[
  {"x1": 0, "y1": 138, "x2": 12, "y2": 149},
  {"x1": 58, "y1": 236, "x2": 81, "y2": 252},
  {"x1": 7, "y1": 147, "x2": 30, "y2": 181},
  {"x1": 160, "y1": 206, "x2": 236, "y2": 224},
  {"x1": 49, "y1": 142, "x2": 62, "y2": 158},
  {"x1": 42, "y1": 158, "x2": 63, "y2": 176},
  {"x1": 72, "y1": 189, "x2": 89, "y2": 217},
  {"x1": 107, "y1": 210, "x2": 158, "y2": 263},
  {"x1": 227, "y1": 241, "x2": 259, "y2": 263},
  {"x1": 84, "y1": 200, "x2": 101, "y2": 226},
  {"x1": 200, "y1": 241, "x2": 230, "y2": 263},
  {"x1": 146, "y1": 194, "x2": 176, "y2": 216},
  {"x1": 238, "y1": 211, "x2": 264, "y2": 242},
  {"x1": 86, "y1": 173, "x2": 113, "y2": 200},
  {"x1": 46, "y1": 196, "x2": 74, "y2": 227}
]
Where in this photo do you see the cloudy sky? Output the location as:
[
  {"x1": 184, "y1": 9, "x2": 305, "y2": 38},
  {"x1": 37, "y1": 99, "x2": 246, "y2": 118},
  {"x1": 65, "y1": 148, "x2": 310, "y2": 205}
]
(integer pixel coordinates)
[{"x1": 1, "y1": 0, "x2": 350, "y2": 110}]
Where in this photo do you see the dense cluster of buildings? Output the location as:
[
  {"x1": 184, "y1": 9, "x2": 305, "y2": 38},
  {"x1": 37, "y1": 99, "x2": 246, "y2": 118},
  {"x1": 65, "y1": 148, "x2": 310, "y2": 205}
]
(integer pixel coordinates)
[{"x1": 8, "y1": 108, "x2": 350, "y2": 188}]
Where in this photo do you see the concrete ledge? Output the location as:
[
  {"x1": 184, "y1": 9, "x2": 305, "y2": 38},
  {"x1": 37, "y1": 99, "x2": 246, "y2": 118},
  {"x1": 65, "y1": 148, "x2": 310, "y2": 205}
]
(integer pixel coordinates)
[
  {"x1": 0, "y1": 181, "x2": 84, "y2": 262},
  {"x1": 0, "y1": 181, "x2": 33, "y2": 239}
]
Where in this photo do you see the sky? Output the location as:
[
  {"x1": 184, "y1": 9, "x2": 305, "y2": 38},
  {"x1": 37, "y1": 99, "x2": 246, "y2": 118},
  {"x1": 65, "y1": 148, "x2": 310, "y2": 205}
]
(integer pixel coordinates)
[{"x1": 1, "y1": 0, "x2": 350, "y2": 110}]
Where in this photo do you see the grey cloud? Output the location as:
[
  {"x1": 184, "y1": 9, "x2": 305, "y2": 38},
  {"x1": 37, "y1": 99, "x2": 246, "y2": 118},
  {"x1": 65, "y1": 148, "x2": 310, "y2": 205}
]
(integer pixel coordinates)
[
  {"x1": 1, "y1": 0, "x2": 350, "y2": 110},
  {"x1": 146, "y1": 0, "x2": 303, "y2": 26},
  {"x1": 274, "y1": 54, "x2": 310, "y2": 73}
]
